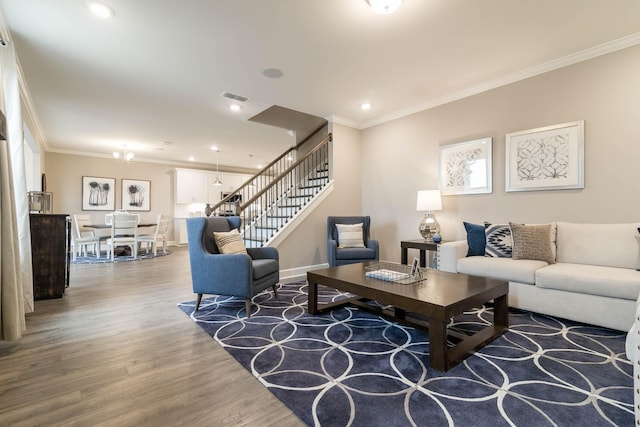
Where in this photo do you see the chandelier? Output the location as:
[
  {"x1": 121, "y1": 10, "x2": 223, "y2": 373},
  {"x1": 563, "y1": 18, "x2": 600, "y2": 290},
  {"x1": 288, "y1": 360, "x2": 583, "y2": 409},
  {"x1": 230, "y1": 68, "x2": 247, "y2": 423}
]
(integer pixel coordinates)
[
  {"x1": 366, "y1": 0, "x2": 402, "y2": 15},
  {"x1": 113, "y1": 149, "x2": 134, "y2": 163}
]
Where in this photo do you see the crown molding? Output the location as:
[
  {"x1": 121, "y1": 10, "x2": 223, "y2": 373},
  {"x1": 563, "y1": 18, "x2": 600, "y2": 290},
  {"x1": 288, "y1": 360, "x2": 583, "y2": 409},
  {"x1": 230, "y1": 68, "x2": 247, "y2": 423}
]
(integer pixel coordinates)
[
  {"x1": 360, "y1": 32, "x2": 640, "y2": 129},
  {"x1": 326, "y1": 115, "x2": 362, "y2": 130},
  {"x1": 46, "y1": 147, "x2": 217, "y2": 169}
]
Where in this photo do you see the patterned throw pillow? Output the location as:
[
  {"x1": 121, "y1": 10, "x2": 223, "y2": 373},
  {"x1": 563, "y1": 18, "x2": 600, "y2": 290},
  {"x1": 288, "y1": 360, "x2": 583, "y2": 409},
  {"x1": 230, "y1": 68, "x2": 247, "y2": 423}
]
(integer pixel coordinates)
[
  {"x1": 213, "y1": 229, "x2": 247, "y2": 254},
  {"x1": 336, "y1": 223, "x2": 365, "y2": 248},
  {"x1": 509, "y1": 222, "x2": 556, "y2": 264},
  {"x1": 484, "y1": 222, "x2": 512, "y2": 258}
]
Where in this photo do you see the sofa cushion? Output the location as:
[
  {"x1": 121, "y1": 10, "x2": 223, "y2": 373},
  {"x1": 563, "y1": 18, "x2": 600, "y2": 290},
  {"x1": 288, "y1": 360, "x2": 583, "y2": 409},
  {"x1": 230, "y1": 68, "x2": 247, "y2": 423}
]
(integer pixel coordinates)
[
  {"x1": 336, "y1": 223, "x2": 365, "y2": 248},
  {"x1": 252, "y1": 259, "x2": 279, "y2": 280},
  {"x1": 484, "y1": 223, "x2": 512, "y2": 258},
  {"x1": 336, "y1": 247, "x2": 376, "y2": 260},
  {"x1": 536, "y1": 263, "x2": 640, "y2": 300},
  {"x1": 464, "y1": 221, "x2": 485, "y2": 256},
  {"x1": 510, "y1": 222, "x2": 555, "y2": 264},
  {"x1": 556, "y1": 222, "x2": 640, "y2": 269},
  {"x1": 457, "y1": 256, "x2": 547, "y2": 285}
]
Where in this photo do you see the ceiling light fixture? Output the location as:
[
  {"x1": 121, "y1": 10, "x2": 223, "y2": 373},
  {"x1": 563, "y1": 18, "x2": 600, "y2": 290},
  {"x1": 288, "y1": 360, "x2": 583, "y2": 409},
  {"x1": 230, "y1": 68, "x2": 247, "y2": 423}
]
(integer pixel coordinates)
[
  {"x1": 213, "y1": 148, "x2": 223, "y2": 186},
  {"x1": 229, "y1": 104, "x2": 241, "y2": 112},
  {"x1": 361, "y1": 102, "x2": 372, "y2": 110},
  {"x1": 366, "y1": 0, "x2": 402, "y2": 15},
  {"x1": 113, "y1": 148, "x2": 134, "y2": 163},
  {"x1": 86, "y1": 1, "x2": 114, "y2": 18}
]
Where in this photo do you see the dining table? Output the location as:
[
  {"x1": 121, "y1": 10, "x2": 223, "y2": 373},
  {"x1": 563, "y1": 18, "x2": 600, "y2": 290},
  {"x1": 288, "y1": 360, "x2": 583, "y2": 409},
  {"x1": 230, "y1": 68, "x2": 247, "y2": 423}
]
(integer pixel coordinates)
[{"x1": 84, "y1": 223, "x2": 157, "y2": 258}]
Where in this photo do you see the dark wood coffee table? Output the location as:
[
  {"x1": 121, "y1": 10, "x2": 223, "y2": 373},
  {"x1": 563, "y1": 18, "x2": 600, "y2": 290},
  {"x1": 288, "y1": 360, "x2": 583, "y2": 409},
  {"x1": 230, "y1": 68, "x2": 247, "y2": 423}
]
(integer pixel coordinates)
[{"x1": 307, "y1": 263, "x2": 509, "y2": 372}]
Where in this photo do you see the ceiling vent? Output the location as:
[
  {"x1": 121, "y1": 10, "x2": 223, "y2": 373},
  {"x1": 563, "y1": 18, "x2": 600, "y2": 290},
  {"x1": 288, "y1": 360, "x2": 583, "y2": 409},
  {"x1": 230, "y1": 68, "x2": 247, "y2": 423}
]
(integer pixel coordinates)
[{"x1": 221, "y1": 91, "x2": 249, "y2": 103}]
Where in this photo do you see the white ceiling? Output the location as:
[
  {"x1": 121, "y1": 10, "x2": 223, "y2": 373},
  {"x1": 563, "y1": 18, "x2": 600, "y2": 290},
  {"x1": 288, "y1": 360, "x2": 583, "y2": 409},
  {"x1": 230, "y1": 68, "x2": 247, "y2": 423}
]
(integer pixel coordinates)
[{"x1": 1, "y1": 0, "x2": 640, "y2": 169}]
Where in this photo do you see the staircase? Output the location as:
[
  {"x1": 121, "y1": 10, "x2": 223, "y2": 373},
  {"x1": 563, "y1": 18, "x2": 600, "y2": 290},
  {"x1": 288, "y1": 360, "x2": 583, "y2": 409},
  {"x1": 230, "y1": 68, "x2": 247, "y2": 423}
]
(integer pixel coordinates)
[
  {"x1": 243, "y1": 163, "x2": 329, "y2": 247},
  {"x1": 209, "y1": 133, "x2": 331, "y2": 248}
]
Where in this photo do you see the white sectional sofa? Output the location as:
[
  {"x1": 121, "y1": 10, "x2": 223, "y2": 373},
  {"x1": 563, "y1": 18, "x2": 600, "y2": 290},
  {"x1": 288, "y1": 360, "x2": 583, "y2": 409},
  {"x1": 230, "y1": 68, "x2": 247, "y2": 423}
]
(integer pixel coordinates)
[{"x1": 438, "y1": 222, "x2": 640, "y2": 332}]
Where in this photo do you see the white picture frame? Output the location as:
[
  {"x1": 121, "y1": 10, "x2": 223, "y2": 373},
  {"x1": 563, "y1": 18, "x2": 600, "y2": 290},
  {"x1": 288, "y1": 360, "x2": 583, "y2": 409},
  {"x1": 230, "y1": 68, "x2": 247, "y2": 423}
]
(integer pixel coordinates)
[
  {"x1": 439, "y1": 137, "x2": 492, "y2": 195},
  {"x1": 122, "y1": 178, "x2": 151, "y2": 211},
  {"x1": 505, "y1": 120, "x2": 584, "y2": 192},
  {"x1": 82, "y1": 176, "x2": 115, "y2": 211},
  {"x1": 410, "y1": 257, "x2": 420, "y2": 276}
]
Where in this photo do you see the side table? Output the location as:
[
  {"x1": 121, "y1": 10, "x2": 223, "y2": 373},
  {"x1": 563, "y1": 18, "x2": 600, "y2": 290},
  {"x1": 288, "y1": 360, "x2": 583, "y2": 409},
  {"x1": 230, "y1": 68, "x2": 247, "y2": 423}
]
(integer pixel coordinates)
[{"x1": 400, "y1": 239, "x2": 445, "y2": 269}]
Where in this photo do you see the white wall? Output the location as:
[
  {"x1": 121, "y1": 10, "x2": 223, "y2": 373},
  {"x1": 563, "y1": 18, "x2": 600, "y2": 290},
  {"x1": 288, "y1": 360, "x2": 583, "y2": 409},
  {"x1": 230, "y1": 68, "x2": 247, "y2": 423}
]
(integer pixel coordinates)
[{"x1": 361, "y1": 44, "x2": 640, "y2": 263}]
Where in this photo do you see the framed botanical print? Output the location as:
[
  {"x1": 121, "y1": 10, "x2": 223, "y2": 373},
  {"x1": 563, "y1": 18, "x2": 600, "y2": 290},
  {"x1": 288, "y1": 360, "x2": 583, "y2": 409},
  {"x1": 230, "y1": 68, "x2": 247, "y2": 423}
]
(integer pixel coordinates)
[{"x1": 82, "y1": 176, "x2": 115, "y2": 211}]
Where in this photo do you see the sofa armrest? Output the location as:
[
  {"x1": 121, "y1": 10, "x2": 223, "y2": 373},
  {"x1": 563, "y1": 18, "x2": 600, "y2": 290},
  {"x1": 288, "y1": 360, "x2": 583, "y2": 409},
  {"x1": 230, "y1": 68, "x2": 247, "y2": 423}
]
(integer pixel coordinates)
[
  {"x1": 438, "y1": 240, "x2": 468, "y2": 273},
  {"x1": 247, "y1": 247, "x2": 279, "y2": 261},
  {"x1": 625, "y1": 293, "x2": 640, "y2": 424}
]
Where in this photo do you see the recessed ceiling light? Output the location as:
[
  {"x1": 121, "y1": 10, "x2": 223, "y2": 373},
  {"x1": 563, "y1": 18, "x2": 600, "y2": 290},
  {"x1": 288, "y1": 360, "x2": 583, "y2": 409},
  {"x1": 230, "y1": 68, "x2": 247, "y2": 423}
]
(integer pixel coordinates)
[
  {"x1": 188, "y1": 156, "x2": 195, "y2": 162},
  {"x1": 211, "y1": 145, "x2": 219, "y2": 151},
  {"x1": 229, "y1": 104, "x2": 241, "y2": 112},
  {"x1": 361, "y1": 102, "x2": 372, "y2": 110},
  {"x1": 86, "y1": 1, "x2": 114, "y2": 18}
]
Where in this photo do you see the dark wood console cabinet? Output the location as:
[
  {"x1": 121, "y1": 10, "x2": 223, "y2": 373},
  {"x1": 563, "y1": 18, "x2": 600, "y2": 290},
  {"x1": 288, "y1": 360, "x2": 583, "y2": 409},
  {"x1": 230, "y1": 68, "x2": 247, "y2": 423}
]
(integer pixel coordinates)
[{"x1": 29, "y1": 214, "x2": 70, "y2": 300}]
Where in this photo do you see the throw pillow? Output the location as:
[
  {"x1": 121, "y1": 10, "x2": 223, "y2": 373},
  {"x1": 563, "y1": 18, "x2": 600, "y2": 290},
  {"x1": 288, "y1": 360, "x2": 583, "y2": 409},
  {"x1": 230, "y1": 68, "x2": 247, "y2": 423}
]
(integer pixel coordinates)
[
  {"x1": 213, "y1": 229, "x2": 247, "y2": 254},
  {"x1": 336, "y1": 223, "x2": 365, "y2": 248},
  {"x1": 509, "y1": 222, "x2": 556, "y2": 264},
  {"x1": 463, "y1": 221, "x2": 486, "y2": 257},
  {"x1": 484, "y1": 222, "x2": 512, "y2": 258}
]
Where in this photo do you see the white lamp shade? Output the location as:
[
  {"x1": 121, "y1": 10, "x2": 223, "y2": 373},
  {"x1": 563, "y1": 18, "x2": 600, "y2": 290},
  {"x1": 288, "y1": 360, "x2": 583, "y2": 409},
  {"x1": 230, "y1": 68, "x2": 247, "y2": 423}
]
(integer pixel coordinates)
[{"x1": 416, "y1": 190, "x2": 442, "y2": 211}]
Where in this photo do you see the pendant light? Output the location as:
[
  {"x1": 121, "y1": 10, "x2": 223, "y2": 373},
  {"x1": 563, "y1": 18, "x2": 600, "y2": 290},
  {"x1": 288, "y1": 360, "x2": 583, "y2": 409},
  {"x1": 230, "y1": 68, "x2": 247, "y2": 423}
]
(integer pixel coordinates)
[{"x1": 213, "y1": 148, "x2": 223, "y2": 186}]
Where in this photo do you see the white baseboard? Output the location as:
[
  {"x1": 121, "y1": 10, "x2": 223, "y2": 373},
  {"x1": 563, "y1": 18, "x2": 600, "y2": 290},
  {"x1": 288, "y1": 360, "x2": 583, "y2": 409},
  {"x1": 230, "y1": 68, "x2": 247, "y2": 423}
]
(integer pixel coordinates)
[{"x1": 279, "y1": 263, "x2": 329, "y2": 282}]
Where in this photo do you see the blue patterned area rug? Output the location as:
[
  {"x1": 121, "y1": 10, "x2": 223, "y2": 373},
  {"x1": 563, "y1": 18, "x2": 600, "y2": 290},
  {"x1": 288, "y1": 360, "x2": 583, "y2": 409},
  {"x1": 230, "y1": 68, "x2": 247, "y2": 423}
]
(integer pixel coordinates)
[
  {"x1": 71, "y1": 249, "x2": 171, "y2": 264},
  {"x1": 177, "y1": 282, "x2": 633, "y2": 426}
]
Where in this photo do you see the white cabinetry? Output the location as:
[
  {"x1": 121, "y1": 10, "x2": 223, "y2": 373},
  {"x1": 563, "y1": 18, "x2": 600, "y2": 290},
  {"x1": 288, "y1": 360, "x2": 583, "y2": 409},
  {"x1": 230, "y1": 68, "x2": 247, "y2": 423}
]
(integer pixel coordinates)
[{"x1": 174, "y1": 169, "x2": 208, "y2": 204}]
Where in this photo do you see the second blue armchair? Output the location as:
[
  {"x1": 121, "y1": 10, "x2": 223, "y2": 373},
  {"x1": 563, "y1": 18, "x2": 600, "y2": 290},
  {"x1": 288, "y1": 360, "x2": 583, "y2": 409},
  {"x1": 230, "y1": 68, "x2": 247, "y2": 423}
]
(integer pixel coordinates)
[{"x1": 327, "y1": 216, "x2": 379, "y2": 267}]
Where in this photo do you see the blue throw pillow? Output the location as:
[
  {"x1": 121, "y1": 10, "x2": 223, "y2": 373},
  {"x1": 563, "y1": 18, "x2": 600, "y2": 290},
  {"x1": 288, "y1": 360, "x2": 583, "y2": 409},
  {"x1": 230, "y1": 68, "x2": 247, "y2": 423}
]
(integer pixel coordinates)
[{"x1": 463, "y1": 222, "x2": 486, "y2": 257}]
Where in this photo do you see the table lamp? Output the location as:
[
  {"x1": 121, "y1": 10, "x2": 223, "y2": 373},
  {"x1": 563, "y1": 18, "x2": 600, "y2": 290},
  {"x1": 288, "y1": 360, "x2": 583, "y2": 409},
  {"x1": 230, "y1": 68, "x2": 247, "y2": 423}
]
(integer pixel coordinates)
[{"x1": 416, "y1": 189, "x2": 442, "y2": 242}]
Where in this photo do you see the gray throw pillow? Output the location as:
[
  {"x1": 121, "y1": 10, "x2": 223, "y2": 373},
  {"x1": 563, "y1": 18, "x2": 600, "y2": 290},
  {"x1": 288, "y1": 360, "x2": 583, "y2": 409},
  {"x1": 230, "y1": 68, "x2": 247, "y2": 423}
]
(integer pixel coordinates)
[{"x1": 509, "y1": 222, "x2": 555, "y2": 264}]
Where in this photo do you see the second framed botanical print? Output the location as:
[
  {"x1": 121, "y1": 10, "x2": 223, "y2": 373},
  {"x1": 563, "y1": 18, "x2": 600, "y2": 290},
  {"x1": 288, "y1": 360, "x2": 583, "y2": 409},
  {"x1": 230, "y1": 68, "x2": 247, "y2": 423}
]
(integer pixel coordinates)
[{"x1": 122, "y1": 179, "x2": 151, "y2": 211}]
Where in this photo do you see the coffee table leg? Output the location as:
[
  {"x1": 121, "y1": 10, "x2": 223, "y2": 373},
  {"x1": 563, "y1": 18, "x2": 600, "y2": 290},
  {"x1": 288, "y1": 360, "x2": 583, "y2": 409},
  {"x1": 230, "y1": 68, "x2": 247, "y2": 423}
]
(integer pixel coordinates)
[
  {"x1": 494, "y1": 293, "x2": 509, "y2": 328},
  {"x1": 428, "y1": 319, "x2": 448, "y2": 371},
  {"x1": 308, "y1": 281, "x2": 318, "y2": 315}
]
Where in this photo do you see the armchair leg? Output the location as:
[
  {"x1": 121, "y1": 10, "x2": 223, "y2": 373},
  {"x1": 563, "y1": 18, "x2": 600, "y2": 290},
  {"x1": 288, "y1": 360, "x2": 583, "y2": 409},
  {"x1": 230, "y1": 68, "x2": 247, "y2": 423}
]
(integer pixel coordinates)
[
  {"x1": 272, "y1": 284, "x2": 278, "y2": 299},
  {"x1": 195, "y1": 294, "x2": 203, "y2": 312},
  {"x1": 245, "y1": 300, "x2": 252, "y2": 318}
]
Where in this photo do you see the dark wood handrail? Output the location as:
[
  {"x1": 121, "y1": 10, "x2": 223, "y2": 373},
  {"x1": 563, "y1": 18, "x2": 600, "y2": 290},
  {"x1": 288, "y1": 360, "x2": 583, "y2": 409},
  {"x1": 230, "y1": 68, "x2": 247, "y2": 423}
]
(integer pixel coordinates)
[{"x1": 240, "y1": 133, "x2": 331, "y2": 210}]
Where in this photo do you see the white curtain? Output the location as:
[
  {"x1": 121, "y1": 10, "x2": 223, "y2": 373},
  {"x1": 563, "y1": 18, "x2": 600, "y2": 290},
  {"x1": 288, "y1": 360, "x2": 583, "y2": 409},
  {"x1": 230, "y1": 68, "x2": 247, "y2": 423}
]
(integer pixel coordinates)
[{"x1": 0, "y1": 40, "x2": 33, "y2": 341}]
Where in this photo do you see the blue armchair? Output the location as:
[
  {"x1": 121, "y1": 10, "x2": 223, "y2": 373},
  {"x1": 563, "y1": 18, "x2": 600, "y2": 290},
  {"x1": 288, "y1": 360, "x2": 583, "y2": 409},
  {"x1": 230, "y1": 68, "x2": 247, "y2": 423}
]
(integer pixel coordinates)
[
  {"x1": 327, "y1": 216, "x2": 379, "y2": 267},
  {"x1": 186, "y1": 216, "x2": 279, "y2": 317}
]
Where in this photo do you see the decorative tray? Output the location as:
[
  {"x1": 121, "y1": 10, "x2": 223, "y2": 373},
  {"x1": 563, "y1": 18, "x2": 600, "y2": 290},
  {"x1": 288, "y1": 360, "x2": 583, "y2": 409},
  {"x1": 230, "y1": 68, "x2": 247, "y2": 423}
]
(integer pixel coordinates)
[{"x1": 364, "y1": 262, "x2": 425, "y2": 285}]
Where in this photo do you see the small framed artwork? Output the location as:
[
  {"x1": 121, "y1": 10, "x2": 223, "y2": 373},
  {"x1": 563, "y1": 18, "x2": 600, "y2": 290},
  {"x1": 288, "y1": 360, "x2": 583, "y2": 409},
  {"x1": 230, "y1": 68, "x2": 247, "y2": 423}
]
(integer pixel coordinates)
[
  {"x1": 82, "y1": 176, "x2": 115, "y2": 211},
  {"x1": 439, "y1": 137, "x2": 492, "y2": 195},
  {"x1": 122, "y1": 179, "x2": 151, "y2": 211},
  {"x1": 505, "y1": 120, "x2": 584, "y2": 192},
  {"x1": 410, "y1": 257, "x2": 420, "y2": 276}
]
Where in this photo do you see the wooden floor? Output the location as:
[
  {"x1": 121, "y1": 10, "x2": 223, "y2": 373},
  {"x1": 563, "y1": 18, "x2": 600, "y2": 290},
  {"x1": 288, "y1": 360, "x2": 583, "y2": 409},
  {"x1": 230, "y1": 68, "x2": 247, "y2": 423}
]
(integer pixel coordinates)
[{"x1": 0, "y1": 247, "x2": 306, "y2": 427}]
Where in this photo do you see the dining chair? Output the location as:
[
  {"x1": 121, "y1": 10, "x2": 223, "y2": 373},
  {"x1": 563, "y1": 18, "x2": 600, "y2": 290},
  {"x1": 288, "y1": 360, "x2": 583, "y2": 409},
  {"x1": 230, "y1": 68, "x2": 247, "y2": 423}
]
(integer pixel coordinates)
[
  {"x1": 137, "y1": 214, "x2": 171, "y2": 255},
  {"x1": 106, "y1": 212, "x2": 140, "y2": 261},
  {"x1": 71, "y1": 214, "x2": 102, "y2": 261}
]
